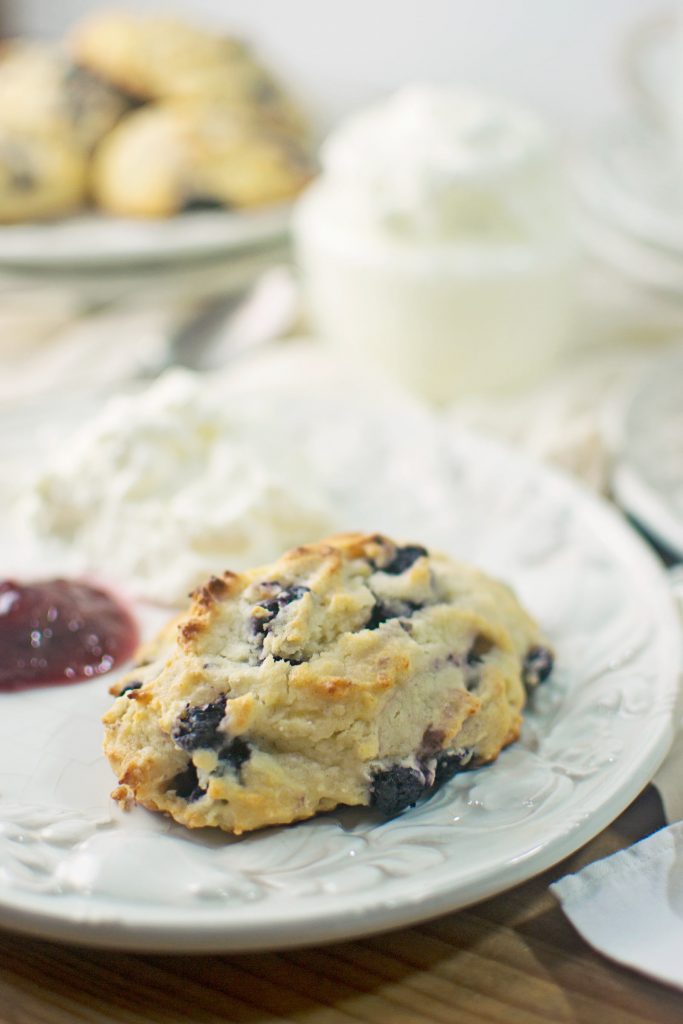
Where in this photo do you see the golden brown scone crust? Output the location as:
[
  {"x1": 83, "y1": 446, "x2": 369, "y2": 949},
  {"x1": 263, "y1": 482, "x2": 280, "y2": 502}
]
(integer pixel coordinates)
[{"x1": 104, "y1": 533, "x2": 552, "y2": 834}]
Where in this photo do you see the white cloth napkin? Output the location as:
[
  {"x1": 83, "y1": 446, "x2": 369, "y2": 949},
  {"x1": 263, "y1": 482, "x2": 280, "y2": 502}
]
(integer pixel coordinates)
[
  {"x1": 551, "y1": 568, "x2": 683, "y2": 989},
  {"x1": 550, "y1": 822, "x2": 683, "y2": 989},
  {"x1": 0, "y1": 247, "x2": 289, "y2": 403}
]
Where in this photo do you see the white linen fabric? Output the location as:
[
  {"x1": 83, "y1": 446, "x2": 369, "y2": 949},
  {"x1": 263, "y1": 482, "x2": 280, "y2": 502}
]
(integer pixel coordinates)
[
  {"x1": 551, "y1": 822, "x2": 683, "y2": 989},
  {"x1": 552, "y1": 566, "x2": 683, "y2": 989}
]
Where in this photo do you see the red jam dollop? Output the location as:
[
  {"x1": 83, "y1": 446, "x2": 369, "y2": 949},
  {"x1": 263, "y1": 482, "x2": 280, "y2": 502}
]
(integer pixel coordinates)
[{"x1": 0, "y1": 579, "x2": 139, "y2": 691}]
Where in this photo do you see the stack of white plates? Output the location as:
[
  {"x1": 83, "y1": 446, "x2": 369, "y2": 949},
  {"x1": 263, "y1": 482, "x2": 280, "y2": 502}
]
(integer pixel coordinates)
[
  {"x1": 612, "y1": 345, "x2": 683, "y2": 559},
  {"x1": 576, "y1": 120, "x2": 683, "y2": 300}
]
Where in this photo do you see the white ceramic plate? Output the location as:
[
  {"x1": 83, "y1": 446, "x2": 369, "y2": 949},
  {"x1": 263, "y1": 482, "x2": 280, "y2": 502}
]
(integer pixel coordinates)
[
  {"x1": 613, "y1": 348, "x2": 683, "y2": 558},
  {"x1": 0, "y1": 425, "x2": 679, "y2": 952},
  {"x1": 576, "y1": 207, "x2": 683, "y2": 298},
  {"x1": 576, "y1": 121, "x2": 683, "y2": 262},
  {"x1": 0, "y1": 205, "x2": 291, "y2": 268}
]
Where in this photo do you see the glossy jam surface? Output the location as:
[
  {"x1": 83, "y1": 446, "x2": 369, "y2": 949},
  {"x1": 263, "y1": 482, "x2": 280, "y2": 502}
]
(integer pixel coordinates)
[{"x1": 0, "y1": 579, "x2": 138, "y2": 691}]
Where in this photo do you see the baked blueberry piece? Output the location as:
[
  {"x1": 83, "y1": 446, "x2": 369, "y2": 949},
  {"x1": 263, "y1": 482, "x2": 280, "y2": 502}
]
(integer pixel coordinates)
[{"x1": 104, "y1": 533, "x2": 553, "y2": 833}]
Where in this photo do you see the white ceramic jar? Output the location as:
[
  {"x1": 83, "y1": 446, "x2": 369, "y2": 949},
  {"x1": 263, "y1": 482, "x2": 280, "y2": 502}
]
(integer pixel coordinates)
[{"x1": 294, "y1": 85, "x2": 576, "y2": 403}]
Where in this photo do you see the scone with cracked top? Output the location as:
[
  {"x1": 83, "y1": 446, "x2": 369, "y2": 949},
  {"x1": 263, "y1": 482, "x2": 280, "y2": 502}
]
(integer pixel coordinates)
[
  {"x1": 90, "y1": 105, "x2": 191, "y2": 218},
  {"x1": 0, "y1": 40, "x2": 119, "y2": 223},
  {"x1": 92, "y1": 102, "x2": 314, "y2": 216},
  {"x1": 69, "y1": 8, "x2": 307, "y2": 136},
  {"x1": 69, "y1": 10, "x2": 249, "y2": 101},
  {"x1": 0, "y1": 42, "x2": 130, "y2": 152},
  {"x1": 103, "y1": 533, "x2": 553, "y2": 834}
]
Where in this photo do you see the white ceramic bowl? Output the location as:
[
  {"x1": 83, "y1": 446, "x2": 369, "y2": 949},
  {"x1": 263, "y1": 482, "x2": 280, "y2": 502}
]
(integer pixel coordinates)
[{"x1": 295, "y1": 182, "x2": 576, "y2": 403}]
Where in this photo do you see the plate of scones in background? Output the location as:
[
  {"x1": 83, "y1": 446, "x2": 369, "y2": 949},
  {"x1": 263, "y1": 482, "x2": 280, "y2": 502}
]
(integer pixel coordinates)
[{"x1": 0, "y1": 9, "x2": 315, "y2": 265}]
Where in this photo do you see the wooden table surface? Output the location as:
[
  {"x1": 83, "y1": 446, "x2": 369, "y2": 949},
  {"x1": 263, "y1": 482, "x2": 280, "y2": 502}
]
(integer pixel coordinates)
[{"x1": 1, "y1": 785, "x2": 680, "y2": 1024}]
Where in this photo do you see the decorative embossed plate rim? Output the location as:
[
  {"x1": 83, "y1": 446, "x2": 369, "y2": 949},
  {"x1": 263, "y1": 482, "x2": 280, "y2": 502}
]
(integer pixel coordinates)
[{"x1": 0, "y1": 431, "x2": 680, "y2": 952}]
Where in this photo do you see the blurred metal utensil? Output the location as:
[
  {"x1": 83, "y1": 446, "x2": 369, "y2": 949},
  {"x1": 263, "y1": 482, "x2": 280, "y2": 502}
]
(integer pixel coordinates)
[
  {"x1": 152, "y1": 266, "x2": 299, "y2": 376},
  {"x1": 196, "y1": 266, "x2": 299, "y2": 370}
]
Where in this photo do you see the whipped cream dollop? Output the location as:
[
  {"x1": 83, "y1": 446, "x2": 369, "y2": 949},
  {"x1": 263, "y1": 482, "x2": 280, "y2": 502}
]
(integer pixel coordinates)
[
  {"x1": 313, "y1": 84, "x2": 562, "y2": 242},
  {"x1": 21, "y1": 369, "x2": 333, "y2": 605},
  {"x1": 16, "y1": 353, "x2": 460, "y2": 604}
]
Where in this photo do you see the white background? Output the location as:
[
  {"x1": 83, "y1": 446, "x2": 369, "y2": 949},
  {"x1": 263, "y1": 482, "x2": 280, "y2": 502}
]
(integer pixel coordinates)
[{"x1": 6, "y1": 0, "x2": 673, "y2": 133}]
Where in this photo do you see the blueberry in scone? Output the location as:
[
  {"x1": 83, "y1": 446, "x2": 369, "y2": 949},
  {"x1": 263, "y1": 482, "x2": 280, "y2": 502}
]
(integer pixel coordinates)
[{"x1": 103, "y1": 533, "x2": 553, "y2": 834}]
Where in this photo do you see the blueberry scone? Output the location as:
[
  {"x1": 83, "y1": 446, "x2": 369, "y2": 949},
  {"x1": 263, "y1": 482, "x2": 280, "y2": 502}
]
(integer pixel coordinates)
[
  {"x1": 70, "y1": 7, "x2": 305, "y2": 134},
  {"x1": 69, "y1": 10, "x2": 250, "y2": 101},
  {"x1": 187, "y1": 104, "x2": 314, "y2": 210},
  {"x1": 90, "y1": 105, "x2": 190, "y2": 218},
  {"x1": 0, "y1": 42, "x2": 130, "y2": 152},
  {"x1": 92, "y1": 103, "x2": 314, "y2": 217},
  {"x1": 0, "y1": 126, "x2": 86, "y2": 222},
  {"x1": 103, "y1": 533, "x2": 553, "y2": 834}
]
